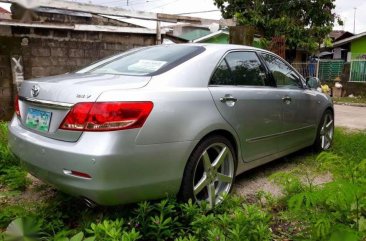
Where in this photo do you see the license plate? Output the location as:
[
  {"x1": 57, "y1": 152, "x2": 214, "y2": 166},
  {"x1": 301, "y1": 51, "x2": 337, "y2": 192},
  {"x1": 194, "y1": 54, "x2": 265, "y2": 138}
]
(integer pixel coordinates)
[{"x1": 25, "y1": 108, "x2": 52, "y2": 132}]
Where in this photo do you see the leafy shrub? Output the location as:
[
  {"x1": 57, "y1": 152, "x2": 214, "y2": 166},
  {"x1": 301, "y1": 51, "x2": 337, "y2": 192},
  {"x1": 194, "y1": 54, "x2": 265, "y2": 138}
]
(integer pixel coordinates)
[
  {"x1": 274, "y1": 150, "x2": 366, "y2": 241},
  {"x1": 0, "y1": 122, "x2": 29, "y2": 191},
  {"x1": 1, "y1": 197, "x2": 272, "y2": 241},
  {"x1": 0, "y1": 204, "x2": 34, "y2": 228}
]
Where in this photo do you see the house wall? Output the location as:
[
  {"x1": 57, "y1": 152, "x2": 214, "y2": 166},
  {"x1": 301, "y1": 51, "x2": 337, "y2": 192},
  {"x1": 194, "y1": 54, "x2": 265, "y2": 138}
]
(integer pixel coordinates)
[
  {"x1": 0, "y1": 26, "x2": 156, "y2": 120},
  {"x1": 351, "y1": 36, "x2": 366, "y2": 59}
]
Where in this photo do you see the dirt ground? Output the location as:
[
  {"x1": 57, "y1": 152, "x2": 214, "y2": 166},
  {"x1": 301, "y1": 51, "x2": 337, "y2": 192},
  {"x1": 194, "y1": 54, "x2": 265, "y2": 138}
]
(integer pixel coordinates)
[{"x1": 233, "y1": 153, "x2": 333, "y2": 199}]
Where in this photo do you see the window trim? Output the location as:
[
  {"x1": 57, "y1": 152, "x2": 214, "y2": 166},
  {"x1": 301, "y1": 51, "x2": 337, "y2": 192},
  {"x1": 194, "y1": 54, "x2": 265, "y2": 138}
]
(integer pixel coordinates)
[{"x1": 208, "y1": 50, "x2": 272, "y2": 87}]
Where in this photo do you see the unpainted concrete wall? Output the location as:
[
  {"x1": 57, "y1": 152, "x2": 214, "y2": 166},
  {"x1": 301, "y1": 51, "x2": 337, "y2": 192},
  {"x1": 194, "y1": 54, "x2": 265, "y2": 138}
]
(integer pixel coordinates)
[{"x1": 0, "y1": 27, "x2": 156, "y2": 120}]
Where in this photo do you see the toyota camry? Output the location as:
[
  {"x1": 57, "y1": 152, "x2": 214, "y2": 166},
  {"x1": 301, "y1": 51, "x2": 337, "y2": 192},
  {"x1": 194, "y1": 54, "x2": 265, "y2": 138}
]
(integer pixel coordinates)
[{"x1": 8, "y1": 44, "x2": 334, "y2": 207}]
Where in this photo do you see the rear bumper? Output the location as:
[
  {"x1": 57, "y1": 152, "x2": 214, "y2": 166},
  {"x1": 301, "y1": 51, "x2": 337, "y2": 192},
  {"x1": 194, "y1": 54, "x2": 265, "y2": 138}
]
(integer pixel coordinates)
[{"x1": 8, "y1": 117, "x2": 196, "y2": 205}]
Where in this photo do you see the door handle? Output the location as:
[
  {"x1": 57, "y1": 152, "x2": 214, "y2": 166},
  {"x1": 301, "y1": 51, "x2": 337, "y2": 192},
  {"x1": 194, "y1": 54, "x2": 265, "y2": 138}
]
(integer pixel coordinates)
[
  {"x1": 282, "y1": 96, "x2": 292, "y2": 103},
  {"x1": 220, "y1": 95, "x2": 237, "y2": 103}
]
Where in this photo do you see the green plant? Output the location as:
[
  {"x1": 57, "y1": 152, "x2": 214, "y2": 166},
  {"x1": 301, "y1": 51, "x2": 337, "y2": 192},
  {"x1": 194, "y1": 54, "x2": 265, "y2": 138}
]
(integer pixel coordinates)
[
  {"x1": 2, "y1": 217, "x2": 45, "y2": 241},
  {"x1": 0, "y1": 122, "x2": 29, "y2": 191},
  {"x1": 272, "y1": 148, "x2": 366, "y2": 240},
  {"x1": 86, "y1": 219, "x2": 124, "y2": 240},
  {"x1": 0, "y1": 165, "x2": 29, "y2": 191},
  {"x1": 0, "y1": 204, "x2": 34, "y2": 228}
]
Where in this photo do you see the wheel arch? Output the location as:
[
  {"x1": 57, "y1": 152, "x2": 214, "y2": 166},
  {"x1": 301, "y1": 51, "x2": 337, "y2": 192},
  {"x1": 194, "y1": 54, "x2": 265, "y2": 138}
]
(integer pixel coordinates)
[
  {"x1": 198, "y1": 129, "x2": 239, "y2": 163},
  {"x1": 178, "y1": 128, "x2": 239, "y2": 201}
]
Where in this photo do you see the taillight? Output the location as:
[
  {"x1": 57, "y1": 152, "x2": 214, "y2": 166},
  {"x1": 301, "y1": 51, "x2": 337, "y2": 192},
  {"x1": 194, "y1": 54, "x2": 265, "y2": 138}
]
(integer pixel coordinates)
[
  {"x1": 14, "y1": 95, "x2": 20, "y2": 117},
  {"x1": 60, "y1": 102, "x2": 153, "y2": 131}
]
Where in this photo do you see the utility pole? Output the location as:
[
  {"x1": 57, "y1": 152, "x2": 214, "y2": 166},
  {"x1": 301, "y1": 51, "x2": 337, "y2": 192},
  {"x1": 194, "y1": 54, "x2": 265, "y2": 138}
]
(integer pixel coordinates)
[{"x1": 353, "y1": 7, "x2": 357, "y2": 34}]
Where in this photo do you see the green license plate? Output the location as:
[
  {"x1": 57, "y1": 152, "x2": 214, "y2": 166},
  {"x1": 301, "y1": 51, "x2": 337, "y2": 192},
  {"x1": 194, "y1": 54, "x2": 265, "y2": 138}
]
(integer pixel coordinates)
[{"x1": 25, "y1": 108, "x2": 52, "y2": 132}]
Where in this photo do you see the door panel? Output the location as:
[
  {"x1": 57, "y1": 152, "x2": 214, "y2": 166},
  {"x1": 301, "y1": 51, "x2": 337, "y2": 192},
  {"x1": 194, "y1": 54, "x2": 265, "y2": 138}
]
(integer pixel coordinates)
[
  {"x1": 273, "y1": 88, "x2": 317, "y2": 150},
  {"x1": 260, "y1": 53, "x2": 317, "y2": 151},
  {"x1": 209, "y1": 86, "x2": 283, "y2": 162}
]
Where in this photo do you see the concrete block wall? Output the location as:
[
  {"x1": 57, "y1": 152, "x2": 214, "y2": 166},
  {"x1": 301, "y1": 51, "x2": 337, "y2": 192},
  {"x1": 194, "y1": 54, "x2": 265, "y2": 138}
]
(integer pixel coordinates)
[
  {"x1": 22, "y1": 32, "x2": 156, "y2": 79},
  {"x1": 0, "y1": 29, "x2": 156, "y2": 120},
  {"x1": 0, "y1": 54, "x2": 13, "y2": 120}
]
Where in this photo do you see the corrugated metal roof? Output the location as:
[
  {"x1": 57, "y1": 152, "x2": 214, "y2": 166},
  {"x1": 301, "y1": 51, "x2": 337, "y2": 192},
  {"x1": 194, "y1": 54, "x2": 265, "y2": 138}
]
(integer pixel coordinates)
[
  {"x1": 333, "y1": 32, "x2": 366, "y2": 47},
  {"x1": 35, "y1": 7, "x2": 92, "y2": 18},
  {"x1": 179, "y1": 29, "x2": 211, "y2": 41},
  {"x1": 0, "y1": 20, "x2": 158, "y2": 34},
  {"x1": 193, "y1": 30, "x2": 228, "y2": 43}
]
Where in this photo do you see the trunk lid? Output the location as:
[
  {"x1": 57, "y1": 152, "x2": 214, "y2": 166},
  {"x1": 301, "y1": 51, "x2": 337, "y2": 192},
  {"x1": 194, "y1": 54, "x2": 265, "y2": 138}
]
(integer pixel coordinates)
[{"x1": 18, "y1": 73, "x2": 151, "y2": 142}]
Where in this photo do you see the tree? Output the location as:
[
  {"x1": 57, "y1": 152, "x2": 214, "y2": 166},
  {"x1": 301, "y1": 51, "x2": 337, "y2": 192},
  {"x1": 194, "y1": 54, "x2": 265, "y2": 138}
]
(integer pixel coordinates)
[{"x1": 214, "y1": 0, "x2": 343, "y2": 53}]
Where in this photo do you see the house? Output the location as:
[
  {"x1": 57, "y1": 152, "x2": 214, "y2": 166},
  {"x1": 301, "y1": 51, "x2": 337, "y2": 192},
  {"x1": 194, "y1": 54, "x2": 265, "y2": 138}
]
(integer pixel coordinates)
[
  {"x1": 332, "y1": 32, "x2": 366, "y2": 61},
  {"x1": 161, "y1": 23, "x2": 213, "y2": 42},
  {"x1": 318, "y1": 31, "x2": 366, "y2": 95},
  {"x1": 193, "y1": 30, "x2": 229, "y2": 43},
  {"x1": 319, "y1": 30, "x2": 354, "y2": 61}
]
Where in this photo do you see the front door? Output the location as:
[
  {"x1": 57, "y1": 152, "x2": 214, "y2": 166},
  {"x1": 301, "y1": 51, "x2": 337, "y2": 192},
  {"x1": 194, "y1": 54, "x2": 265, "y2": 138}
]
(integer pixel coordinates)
[{"x1": 260, "y1": 53, "x2": 318, "y2": 151}]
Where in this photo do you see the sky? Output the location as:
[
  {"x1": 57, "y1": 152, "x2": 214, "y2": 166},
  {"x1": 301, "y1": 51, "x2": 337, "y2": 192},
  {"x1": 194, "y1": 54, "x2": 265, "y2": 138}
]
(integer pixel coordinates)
[{"x1": 0, "y1": 0, "x2": 366, "y2": 34}]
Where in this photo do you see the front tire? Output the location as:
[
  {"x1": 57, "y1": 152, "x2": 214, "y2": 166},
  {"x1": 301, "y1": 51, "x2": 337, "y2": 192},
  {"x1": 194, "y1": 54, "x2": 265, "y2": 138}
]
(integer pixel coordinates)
[
  {"x1": 314, "y1": 110, "x2": 334, "y2": 151},
  {"x1": 179, "y1": 136, "x2": 237, "y2": 208}
]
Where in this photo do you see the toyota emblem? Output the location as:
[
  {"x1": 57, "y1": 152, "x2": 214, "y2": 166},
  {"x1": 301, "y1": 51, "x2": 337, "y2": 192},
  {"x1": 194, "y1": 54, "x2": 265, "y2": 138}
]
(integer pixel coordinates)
[{"x1": 31, "y1": 85, "x2": 40, "y2": 97}]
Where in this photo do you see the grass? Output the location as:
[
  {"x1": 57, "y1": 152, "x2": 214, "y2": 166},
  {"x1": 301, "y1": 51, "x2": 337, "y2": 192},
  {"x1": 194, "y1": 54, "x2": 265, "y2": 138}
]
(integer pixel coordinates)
[
  {"x1": 333, "y1": 96, "x2": 366, "y2": 105},
  {"x1": 0, "y1": 122, "x2": 29, "y2": 192},
  {"x1": 1, "y1": 122, "x2": 366, "y2": 240}
]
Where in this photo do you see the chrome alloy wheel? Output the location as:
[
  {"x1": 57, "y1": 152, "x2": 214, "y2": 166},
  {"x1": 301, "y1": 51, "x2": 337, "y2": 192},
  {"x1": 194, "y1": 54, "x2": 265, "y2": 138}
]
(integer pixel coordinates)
[
  {"x1": 320, "y1": 112, "x2": 334, "y2": 150},
  {"x1": 192, "y1": 143, "x2": 235, "y2": 208}
]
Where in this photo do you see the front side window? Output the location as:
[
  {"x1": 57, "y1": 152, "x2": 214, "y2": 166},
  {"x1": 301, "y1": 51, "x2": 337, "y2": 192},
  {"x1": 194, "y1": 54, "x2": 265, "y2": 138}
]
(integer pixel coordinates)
[
  {"x1": 261, "y1": 53, "x2": 303, "y2": 88},
  {"x1": 210, "y1": 51, "x2": 266, "y2": 86}
]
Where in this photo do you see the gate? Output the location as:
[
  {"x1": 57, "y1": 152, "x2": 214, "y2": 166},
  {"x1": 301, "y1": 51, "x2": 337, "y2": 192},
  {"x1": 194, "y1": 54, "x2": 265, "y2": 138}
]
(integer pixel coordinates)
[
  {"x1": 350, "y1": 60, "x2": 366, "y2": 82},
  {"x1": 317, "y1": 60, "x2": 344, "y2": 82}
]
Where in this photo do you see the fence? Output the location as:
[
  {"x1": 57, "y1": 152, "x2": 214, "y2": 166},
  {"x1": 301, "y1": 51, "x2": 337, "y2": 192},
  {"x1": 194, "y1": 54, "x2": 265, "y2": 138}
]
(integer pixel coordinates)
[
  {"x1": 291, "y1": 62, "x2": 318, "y2": 78},
  {"x1": 317, "y1": 60, "x2": 344, "y2": 82},
  {"x1": 350, "y1": 60, "x2": 366, "y2": 82},
  {"x1": 292, "y1": 60, "x2": 345, "y2": 82}
]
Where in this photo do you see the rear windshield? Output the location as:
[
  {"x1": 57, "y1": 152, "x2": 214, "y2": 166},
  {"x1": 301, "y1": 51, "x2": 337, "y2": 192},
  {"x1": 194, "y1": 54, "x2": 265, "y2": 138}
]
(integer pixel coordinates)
[{"x1": 78, "y1": 45, "x2": 205, "y2": 76}]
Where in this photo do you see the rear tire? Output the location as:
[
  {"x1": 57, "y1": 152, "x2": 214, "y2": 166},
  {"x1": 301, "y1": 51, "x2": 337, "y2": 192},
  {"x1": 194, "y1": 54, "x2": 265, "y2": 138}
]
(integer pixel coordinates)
[
  {"x1": 179, "y1": 135, "x2": 237, "y2": 208},
  {"x1": 314, "y1": 110, "x2": 334, "y2": 151}
]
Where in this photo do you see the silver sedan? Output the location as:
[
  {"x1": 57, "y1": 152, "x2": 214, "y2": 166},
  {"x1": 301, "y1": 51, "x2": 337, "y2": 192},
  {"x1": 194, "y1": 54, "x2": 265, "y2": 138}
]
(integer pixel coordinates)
[{"x1": 8, "y1": 44, "x2": 334, "y2": 207}]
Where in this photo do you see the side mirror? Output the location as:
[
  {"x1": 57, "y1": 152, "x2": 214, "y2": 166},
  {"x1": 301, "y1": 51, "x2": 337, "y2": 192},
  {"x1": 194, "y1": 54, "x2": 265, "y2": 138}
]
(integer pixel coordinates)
[{"x1": 306, "y1": 77, "x2": 321, "y2": 90}]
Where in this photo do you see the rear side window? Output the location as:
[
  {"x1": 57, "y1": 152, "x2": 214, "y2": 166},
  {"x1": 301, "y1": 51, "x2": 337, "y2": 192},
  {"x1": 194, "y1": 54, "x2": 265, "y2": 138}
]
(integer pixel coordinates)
[
  {"x1": 210, "y1": 51, "x2": 266, "y2": 86},
  {"x1": 79, "y1": 45, "x2": 205, "y2": 76},
  {"x1": 210, "y1": 60, "x2": 234, "y2": 85},
  {"x1": 261, "y1": 53, "x2": 302, "y2": 88}
]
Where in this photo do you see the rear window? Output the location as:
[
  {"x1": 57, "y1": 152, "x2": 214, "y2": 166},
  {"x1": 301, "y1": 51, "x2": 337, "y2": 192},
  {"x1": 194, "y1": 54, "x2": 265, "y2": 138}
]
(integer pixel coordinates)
[{"x1": 78, "y1": 45, "x2": 205, "y2": 76}]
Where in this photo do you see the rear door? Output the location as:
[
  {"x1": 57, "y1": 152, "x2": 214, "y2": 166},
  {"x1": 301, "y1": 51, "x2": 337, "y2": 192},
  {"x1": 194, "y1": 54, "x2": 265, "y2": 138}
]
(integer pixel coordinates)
[
  {"x1": 209, "y1": 51, "x2": 283, "y2": 162},
  {"x1": 260, "y1": 53, "x2": 318, "y2": 151}
]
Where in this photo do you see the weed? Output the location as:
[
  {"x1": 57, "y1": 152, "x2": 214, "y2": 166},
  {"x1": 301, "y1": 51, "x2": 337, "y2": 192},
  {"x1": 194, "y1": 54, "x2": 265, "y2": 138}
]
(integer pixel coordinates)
[{"x1": 0, "y1": 122, "x2": 29, "y2": 191}]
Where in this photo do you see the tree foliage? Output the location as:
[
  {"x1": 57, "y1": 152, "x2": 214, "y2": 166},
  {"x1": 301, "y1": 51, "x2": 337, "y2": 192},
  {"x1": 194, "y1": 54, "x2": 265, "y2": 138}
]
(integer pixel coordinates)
[{"x1": 214, "y1": 0, "x2": 343, "y2": 52}]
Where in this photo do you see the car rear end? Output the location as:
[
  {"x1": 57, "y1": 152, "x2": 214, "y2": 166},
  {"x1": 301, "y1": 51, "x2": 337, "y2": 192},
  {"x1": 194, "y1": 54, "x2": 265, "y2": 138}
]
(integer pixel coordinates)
[{"x1": 8, "y1": 45, "x2": 208, "y2": 205}]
